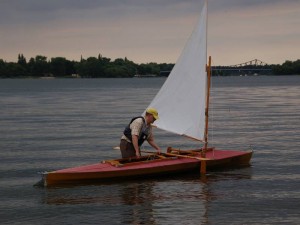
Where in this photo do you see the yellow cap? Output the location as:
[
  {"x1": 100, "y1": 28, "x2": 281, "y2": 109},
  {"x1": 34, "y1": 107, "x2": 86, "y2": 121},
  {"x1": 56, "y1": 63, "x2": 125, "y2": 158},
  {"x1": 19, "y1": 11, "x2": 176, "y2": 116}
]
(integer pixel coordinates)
[{"x1": 146, "y1": 108, "x2": 159, "y2": 120}]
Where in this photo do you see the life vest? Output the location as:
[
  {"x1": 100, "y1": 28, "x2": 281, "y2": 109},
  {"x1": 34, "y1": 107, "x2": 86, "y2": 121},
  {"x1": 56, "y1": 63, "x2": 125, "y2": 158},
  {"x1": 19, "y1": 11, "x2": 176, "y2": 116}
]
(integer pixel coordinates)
[{"x1": 123, "y1": 116, "x2": 150, "y2": 146}]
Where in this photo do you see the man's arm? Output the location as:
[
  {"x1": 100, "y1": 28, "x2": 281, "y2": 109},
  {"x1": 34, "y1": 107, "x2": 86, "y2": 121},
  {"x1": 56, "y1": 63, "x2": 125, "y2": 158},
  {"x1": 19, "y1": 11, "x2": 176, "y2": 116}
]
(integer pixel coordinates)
[
  {"x1": 132, "y1": 135, "x2": 141, "y2": 158},
  {"x1": 147, "y1": 137, "x2": 161, "y2": 154}
]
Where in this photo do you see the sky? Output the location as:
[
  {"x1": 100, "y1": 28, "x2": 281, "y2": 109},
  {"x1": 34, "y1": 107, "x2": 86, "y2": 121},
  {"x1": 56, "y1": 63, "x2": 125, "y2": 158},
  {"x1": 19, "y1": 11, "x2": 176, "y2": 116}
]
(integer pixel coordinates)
[{"x1": 0, "y1": 0, "x2": 299, "y2": 66}]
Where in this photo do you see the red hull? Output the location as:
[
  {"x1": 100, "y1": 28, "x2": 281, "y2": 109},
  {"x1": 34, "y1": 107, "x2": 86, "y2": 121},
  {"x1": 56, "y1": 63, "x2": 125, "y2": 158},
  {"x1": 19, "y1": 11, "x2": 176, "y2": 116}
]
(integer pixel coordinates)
[{"x1": 43, "y1": 149, "x2": 252, "y2": 186}]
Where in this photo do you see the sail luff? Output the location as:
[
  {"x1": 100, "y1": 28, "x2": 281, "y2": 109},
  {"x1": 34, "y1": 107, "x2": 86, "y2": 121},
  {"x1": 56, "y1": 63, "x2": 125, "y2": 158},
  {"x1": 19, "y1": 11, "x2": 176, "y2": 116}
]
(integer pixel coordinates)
[{"x1": 145, "y1": 1, "x2": 208, "y2": 141}]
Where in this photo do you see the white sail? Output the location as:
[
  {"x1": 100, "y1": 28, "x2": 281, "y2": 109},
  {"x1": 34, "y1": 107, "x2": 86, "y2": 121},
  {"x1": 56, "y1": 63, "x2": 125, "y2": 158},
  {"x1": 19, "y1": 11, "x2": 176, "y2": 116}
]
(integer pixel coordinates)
[{"x1": 146, "y1": 0, "x2": 207, "y2": 141}]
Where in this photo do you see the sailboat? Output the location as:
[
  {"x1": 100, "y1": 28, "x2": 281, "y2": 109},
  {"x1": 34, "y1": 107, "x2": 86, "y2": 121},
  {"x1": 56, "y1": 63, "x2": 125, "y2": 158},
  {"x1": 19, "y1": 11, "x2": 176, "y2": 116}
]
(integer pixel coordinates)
[{"x1": 39, "y1": 0, "x2": 252, "y2": 187}]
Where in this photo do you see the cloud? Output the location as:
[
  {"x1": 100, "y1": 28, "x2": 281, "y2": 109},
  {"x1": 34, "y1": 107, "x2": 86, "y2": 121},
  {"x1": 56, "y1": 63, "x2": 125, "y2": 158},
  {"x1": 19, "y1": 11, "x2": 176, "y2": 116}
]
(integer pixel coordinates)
[
  {"x1": 208, "y1": 0, "x2": 300, "y2": 64},
  {"x1": 0, "y1": 0, "x2": 202, "y2": 62},
  {"x1": 0, "y1": 0, "x2": 299, "y2": 64}
]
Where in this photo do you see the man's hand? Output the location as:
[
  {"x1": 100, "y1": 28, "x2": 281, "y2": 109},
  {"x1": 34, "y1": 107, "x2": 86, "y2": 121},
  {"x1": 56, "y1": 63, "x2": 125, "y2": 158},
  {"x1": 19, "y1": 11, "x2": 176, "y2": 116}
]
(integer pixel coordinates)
[
  {"x1": 157, "y1": 148, "x2": 161, "y2": 154},
  {"x1": 135, "y1": 150, "x2": 141, "y2": 158}
]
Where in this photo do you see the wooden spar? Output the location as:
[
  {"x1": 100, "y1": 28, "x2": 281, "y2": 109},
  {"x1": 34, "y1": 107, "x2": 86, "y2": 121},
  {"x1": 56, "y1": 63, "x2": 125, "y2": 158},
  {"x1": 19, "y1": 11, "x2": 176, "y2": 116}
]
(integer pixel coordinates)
[
  {"x1": 164, "y1": 152, "x2": 209, "y2": 161},
  {"x1": 141, "y1": 150, "x2": 209, "y2": 161},
  {"x1": 200, "y1": 56, "x2": 211, "y2": 175},
  {"x1": 204, "y1": 56, "x2": 212, "y2": 154}
]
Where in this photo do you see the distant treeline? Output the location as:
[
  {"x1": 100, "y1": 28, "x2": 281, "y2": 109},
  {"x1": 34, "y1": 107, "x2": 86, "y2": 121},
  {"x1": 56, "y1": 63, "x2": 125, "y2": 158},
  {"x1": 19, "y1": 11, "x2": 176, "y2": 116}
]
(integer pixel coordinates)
[
  {"x1": 272, "y1": 60, "x2": 300, "y2": 75},
  {"x1": 0, "y1": 54, "x2": 299, "y2": 78},
  {"x1": 0, "y1": 54, "x2": 174, "y2": 78}
]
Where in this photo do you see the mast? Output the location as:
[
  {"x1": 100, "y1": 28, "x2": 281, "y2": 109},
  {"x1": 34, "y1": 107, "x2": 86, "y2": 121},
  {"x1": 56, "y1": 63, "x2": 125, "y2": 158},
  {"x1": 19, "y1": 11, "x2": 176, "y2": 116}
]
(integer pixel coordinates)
[
  {"x1": 200, "y1": 56, "x2": 211, "y2": 175},
  {"x1": 203, "y1": 56, "x2": 211, "y2": 155}
]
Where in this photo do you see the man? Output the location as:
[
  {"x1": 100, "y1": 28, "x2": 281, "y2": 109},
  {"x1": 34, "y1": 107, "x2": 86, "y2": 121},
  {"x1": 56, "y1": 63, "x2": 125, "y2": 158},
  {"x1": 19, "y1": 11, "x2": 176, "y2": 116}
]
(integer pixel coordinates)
[{"x1": 120, "y1": 108, "x2": 161, "y2": 158}]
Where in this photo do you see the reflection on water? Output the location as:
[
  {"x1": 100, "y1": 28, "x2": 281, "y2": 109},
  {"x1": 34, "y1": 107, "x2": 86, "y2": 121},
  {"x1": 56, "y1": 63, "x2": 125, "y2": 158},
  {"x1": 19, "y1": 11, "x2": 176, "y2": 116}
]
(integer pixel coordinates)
[
  {"x1": 40, "y1": 169, "x2": 252, "y2": 225},
  {"x1": 120, "y1": 182, "x2": 156, "y2": 224}
]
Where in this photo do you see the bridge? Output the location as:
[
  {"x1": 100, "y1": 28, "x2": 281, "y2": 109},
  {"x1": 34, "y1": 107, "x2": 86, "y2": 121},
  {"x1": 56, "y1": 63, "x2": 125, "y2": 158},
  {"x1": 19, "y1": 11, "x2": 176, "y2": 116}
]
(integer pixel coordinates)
[
  {"x1": 228, "y1": 59, "x2": 269, "y2": 67},
  {"x1": 160, "y1": 59, "x2": 273, "y2": 76},
  {"x1": 212, "y1": 59, "x2": 272, "y2": 76}
]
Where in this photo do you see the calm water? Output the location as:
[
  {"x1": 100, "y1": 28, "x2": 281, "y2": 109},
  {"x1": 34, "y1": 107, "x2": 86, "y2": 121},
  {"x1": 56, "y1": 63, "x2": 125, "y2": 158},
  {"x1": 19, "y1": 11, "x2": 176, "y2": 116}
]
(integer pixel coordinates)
[{"x1": 0, "y1": 76, "x2": 299, "y2": 224}]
